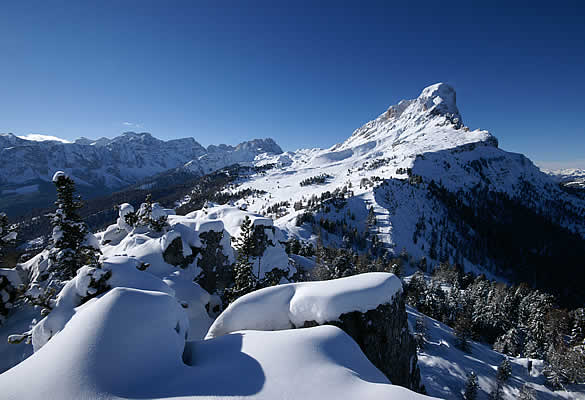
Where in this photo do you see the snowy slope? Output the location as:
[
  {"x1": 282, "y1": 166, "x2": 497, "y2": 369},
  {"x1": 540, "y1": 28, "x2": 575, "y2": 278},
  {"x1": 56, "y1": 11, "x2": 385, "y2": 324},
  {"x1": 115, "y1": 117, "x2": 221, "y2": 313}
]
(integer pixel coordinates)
[
  {"x1": 0, "y1": 286, "x2": 433, "y2": 399},
  {"x1": 544, "y1": 168, "x2": 585, "y2": 189},
  {"x1": 0, "y1": 239, "x2": 432, "y2": 400},
  {"x1": 221, "y1": 83, "x2": 585, "y2": 276},
  {"x1": 407, "y1": 307, "x2": 584, "y2": 400}
]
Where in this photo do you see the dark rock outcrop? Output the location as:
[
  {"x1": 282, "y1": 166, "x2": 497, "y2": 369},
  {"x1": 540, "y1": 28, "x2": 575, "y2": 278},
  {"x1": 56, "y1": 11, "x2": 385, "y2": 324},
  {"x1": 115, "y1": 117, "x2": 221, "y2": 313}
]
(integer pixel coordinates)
[{"x1": 303, "y1": 295, "x2": 423, "y2": 392}]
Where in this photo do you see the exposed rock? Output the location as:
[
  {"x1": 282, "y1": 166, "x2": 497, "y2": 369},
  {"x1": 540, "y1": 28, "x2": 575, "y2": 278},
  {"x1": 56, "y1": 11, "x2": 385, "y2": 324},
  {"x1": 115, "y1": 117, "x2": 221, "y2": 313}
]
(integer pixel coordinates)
[
  {"x1": 302, "y1": 295, "x2": 423, "y2": 392},
  {"x1": 162, "y1": 237, "x2": 197, "y2": 269}
]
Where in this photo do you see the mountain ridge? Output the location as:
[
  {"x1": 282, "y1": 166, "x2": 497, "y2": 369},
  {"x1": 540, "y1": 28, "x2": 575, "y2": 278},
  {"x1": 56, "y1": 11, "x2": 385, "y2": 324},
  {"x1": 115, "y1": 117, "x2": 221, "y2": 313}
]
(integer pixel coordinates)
[{"x1": 0, "y1": 132, "x2": 282, "y2": 216}]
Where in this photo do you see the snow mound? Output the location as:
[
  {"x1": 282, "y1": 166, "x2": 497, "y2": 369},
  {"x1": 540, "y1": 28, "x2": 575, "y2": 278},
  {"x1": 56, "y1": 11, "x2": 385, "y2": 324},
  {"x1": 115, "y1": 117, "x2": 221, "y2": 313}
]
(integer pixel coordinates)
[
  {"x1": 186, "y1": 204, "x2": 291, "y2": 278},
  {"x1": 207, "y1": 272, "x2": 402, "y2": 339},
  {"x1": 0, "y1": 286, "x2": 433, "y2": 399}
]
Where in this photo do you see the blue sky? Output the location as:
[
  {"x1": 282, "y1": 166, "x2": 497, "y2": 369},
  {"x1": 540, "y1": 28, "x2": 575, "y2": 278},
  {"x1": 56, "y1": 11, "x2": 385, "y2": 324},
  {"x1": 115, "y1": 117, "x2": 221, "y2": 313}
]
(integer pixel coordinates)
[{"x1": 1, "y1": 1, "x2": 584, "y2": 167}]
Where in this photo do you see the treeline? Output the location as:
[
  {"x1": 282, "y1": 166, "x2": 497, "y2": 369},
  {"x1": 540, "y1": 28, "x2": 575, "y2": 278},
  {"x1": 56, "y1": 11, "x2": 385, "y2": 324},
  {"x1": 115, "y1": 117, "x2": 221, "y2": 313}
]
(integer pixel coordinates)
[
  {"x1": 426, "y1": 180, "x2": 585, "y2": 307},
  {"x1": 406, "y1": 263, "x2": 585, "y2": 388}
]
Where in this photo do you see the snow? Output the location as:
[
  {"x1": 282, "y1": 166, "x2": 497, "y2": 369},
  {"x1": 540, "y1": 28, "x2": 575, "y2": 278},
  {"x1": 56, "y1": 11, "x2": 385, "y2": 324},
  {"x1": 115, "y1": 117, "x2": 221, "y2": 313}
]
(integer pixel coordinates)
[
  {"x1": 17, "y1": 134, "x2": 71, "y2": 143},
  {"x1": 220, "y1": 82, "x2": 585, "y2": 276},
  {"x1": 0, "y1": 286, "x2": 433, "y2": 399},
  {"x1": 207, "y1": 272, "x2": 402, "y2": 339},
  {"x1": 185, "y1": 204, "x2": 291, "y2": 278},
  {"x1": 1, "y1": 132, "x2": 281, "y2": 200},
  {"x1": 51, "y1": 170, "x2": 68, "y2": 182},
  {"x1": 407, "y1": 307, "x2": 584, "y2": 400},
  {"x1": 31, "y1": 257, "x2": 176, "y2": 351}
]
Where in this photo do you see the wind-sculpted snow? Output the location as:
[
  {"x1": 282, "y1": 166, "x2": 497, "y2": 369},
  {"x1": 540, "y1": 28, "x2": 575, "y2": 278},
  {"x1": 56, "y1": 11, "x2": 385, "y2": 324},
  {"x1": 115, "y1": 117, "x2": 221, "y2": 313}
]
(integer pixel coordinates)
[
  {"x1": 0, "y1": 285, "x2": 434, "y2": 399},
  {"x1": 206, "y1": 272, "x2": 402, "y2": 339}
]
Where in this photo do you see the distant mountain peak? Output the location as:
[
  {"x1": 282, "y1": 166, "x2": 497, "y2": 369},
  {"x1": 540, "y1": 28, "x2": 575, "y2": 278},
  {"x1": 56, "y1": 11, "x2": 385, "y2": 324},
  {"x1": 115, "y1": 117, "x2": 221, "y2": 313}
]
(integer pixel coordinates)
[
  {"x1": 417, "y1": 82, "x2": 460, "y2": 120},
  {"x1": 382, "y1": 82, "x2": 461, "y2": 125},
  {"x1": 17, "y1": 133, "x2": 72, "y2": 144},
  {"x1": 336, "y1": 83, "x2": 490, "y2": 154}
]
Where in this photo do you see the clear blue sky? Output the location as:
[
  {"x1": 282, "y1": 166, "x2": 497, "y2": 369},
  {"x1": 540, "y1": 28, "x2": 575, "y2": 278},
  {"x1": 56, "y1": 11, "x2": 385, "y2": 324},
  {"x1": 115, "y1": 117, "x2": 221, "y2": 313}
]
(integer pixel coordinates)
[{"x1": 1, "y1": 1, "x2": 584, "y2": 167}]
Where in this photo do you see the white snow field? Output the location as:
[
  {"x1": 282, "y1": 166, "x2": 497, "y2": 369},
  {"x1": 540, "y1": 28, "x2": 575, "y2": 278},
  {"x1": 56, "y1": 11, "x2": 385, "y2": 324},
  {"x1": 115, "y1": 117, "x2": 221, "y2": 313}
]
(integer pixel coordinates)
[
  {"x1": 0, "y1": 284, "x2": 433, "y2": 399},
  {"x1": 0, "y1": 202, "x2": 433, "y2": 399}
]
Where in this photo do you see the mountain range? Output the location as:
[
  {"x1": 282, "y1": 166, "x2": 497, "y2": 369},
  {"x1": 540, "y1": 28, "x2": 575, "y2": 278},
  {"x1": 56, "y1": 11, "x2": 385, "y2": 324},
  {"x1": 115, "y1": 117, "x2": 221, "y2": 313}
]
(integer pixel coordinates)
[
  {"x1": 0, "y1": 132, "x2": 282, "y2": 215},
  {"x1": 3, "y1": 83, "x2": 585, "y2": 305}
]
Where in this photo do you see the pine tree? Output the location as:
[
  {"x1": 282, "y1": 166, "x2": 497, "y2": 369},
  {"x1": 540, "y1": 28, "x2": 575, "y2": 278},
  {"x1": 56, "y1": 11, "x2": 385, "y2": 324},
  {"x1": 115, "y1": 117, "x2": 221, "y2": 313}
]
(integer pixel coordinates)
[
  {"x1": 226, "y1": 216, "x2": 258, "y2": 303},
  {"x1": 490, "y1": 358, "x2": 512, "y2": 399},
  {"x1": 494, "y1": 328, "x2": 523, "y2": 357},
  {"x1": 518, "y1": 384, "x2": 536, "y2": 400},
  {"x1": 125, "y1": 194, "x2": 168, "y2": 233},
  {"x1": 312, "y1": 234, "x2": 332, "y2": 281},
  {"x1": 48, "y1": 171, "x2": 101, "y2": 281},
  {"x1": 414, "y1": 315, "x2": 428, "y2": 350},
  {"x1": 331, "y1": 248, "x2": 355, "y2": 279},
  {"x1": 0, "y1": 211, "x2": 17, "y2": 267},
  {"x1": 497, "y1": 358, "x2": 512, "y2": 382},
  {"x1": 250, "y1": 223, "x2": 270, "y2": 279},
  {"x1": 463, "y1": 372, "x2": 479, "y2": 400},
  {"x1": 455, "y1": 314, "x2": 473, "y2": 353},
  {"x1": 0, "y1": 213, "x2": 18, "y2": 324}
]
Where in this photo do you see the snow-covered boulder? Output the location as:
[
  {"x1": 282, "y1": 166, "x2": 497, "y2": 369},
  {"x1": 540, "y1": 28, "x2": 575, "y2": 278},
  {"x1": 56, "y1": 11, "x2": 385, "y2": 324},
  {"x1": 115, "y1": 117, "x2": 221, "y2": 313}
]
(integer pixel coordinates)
[
  {"x1": 30, "y1": 256, "x2": 175, "y2": 351},
  {"x1": 207, "y1": 272, "x2": 402, "y2": 336},
  {"x1": 207, "y1": 272, "x2": 423, "y2": 391},
  {"x1": 0, "y1": 285, "x2": 434, "y2": 399},
  {"x1": 187, "y1": 204, "x2": 292, "y2": 280}
]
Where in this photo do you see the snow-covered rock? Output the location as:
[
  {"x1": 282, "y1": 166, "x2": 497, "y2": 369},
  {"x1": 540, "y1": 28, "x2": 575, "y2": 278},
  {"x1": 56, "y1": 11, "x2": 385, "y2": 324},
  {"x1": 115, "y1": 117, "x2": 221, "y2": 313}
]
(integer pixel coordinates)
[
  {"x1": 0, "y1": 285, "x2": 434, "y2": 399},
  {"x1": 207, "y1": 272, "x2": 402, "y2": 338},
  {"x1": 186, "y1": 204, "x2": 292, "y2": 280}
]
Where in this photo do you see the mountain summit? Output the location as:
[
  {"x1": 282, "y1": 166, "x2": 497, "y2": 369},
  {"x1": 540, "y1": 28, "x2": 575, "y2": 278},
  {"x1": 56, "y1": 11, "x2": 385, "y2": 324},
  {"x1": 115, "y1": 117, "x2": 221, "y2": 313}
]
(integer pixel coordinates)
[{"x1": 325, "y1": 82, "x2": 495, "y2": 163}]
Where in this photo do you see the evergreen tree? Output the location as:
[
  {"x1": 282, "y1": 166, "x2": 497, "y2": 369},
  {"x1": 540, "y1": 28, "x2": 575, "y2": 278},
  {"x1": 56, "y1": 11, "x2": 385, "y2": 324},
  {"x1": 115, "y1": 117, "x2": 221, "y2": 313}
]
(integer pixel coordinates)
[
  {"x1": 490, "y1": 358, "x2": 512, "y2": 400},
  {"x1": 406, "y1": 271, "x2": 427, "y2": 309},
  {"x1": 250, "y1": 224, "x2": 271, "y2": 279},
  {"x1": 389, "y1": 262, "x2": 402, "y2": 278},
  {"x1": 0, "y1": 212, "x2": 17, "y2": 267},
  {"x1": 226, "y1": 216, "x2": 258, "y2": 303},
  {"x1": 497, "y1": 358, "x2": 512, "y2": 382},
  {"x1": 48, "y1": 171, "x2": 101, "y2": 281},
  {"x1": 494, "y1": 328, "x2": 523, "y2": 357},
  {"x1": 312, "y1": 235, "x2": 333, "y2": 281},
  {"x1": 0, "y1": 214, "x2": 18, "y2": 324},
  {"x1": 125, "y1": 194, "x2": 168, "y2": 233},
  {"x1": 414, "y1": 315, "x2": 428, "y2": 350},
  {"x1": 331, "y1": 249, "x2": 355, "y2": 279},
  {"x1": 518, "y1": 384, "x2": 536, "y2": 400},
  {"x1": 455, "y1": 314, "x2": 473, "y2": 353},
  {"x1": 463, "y1": 372, "x2": 479, "y2": 400},
  {"x1": 367, "y1": 206, "x2": 376, "y2": 227}
]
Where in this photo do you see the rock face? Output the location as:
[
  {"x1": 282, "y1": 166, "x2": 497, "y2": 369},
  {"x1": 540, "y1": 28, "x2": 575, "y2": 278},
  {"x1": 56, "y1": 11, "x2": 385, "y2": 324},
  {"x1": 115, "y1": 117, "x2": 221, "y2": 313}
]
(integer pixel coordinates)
[{"x1": 303, "y1": 295, "x2": 423, "y2": 392}]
